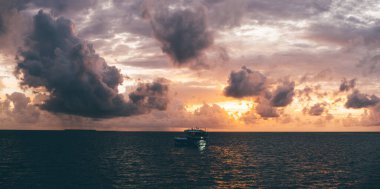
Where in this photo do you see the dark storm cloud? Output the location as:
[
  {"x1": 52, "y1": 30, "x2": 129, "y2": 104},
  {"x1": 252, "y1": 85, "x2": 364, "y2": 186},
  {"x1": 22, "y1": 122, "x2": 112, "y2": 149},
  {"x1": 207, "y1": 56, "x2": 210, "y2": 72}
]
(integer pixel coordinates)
[
  {"x1": 129, "y1": 78, "x2": 169, "y2": 111},
  {"x1": 15, "y1": 11, "x2": 169, "y2": 118},
  {"x1": 0, "y1": 16, "x2": 4, "y2": 35},
  {"x1": 345, "y1": 90, "x2": 379, "y2": 109},
  {"x1": 148, "y1": 5, "x2": 213, "y2": 66},
  {"x1": 224, "y1": 66, "x2": 267, "y2": 98},
  {"x1": 270, "y1": 81, "x2": 295, "y2": 107},
  {"x1": 339, "y1": 78, "x2": 356, "y2": 92}
]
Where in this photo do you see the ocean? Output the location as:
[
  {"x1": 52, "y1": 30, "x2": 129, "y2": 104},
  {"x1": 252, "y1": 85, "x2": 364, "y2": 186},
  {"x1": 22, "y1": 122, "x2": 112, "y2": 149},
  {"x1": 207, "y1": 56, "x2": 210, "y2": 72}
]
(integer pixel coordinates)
[{"x1": 1, "y1": 131, "x2": 380, "y2": 188}]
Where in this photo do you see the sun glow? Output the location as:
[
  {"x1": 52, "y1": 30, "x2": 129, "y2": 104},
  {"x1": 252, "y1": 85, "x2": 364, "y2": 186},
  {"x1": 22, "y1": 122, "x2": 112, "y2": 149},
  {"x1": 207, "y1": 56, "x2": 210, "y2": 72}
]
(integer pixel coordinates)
[
  {"x1": 185, "y1": 100, "x2": 253, "y2": 120},
  {"x1": 216, "y1": 100, "x2": 253, "y2": 119}
]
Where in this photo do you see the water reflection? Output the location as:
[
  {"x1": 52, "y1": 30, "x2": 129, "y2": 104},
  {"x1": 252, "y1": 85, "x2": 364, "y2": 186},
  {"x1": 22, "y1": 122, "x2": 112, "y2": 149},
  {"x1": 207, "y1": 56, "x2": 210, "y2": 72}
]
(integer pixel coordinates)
[
  {"x1": 198, "y1": 139, "x2": 206, "y2": 152},
  {"x1": 174, "y1": 138, "x2": 207, "y2": 152}
]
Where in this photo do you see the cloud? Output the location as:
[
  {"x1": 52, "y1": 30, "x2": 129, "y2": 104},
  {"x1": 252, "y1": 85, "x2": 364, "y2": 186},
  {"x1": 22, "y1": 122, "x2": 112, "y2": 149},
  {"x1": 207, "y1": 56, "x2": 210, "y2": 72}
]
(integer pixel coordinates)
[
  {"x1": 223, "y1": 66, "x2": 295, "y2": 118},
  {"x1": 95, "y1": 102, "x2": 239, "y2": 131},
  {"x1": 0, "y1": 0, "x2": 99, "y2": 55},
  {"x1": 129, "y1": 78, "x2": 169, "y2": 111},
  {"x1": 147, "y1": 4, "x2": 213, "y2": 66},
  {"x1": 256, "y1": 97, "x2": 279, "y2": 118},
  {"x1": 15, "y1": 10, "x2": 169, "y2": 118},
  {"x1": 78, "y1": 0, "x2": 151, "y2": 39},
  {"x1": 246, "y1": 0, "x2": 331, "y2": 21},
  {"x1": 205, "y1": 0, "x2": 247, "y2": 28},
  {"x1": 339, "y1": 78, "x2": 356, "y2": 92},
  {"x1": 306, "y1": 103, "x2": 326, "y2": 116},
  {"x1": 297, "y1": 86, "x2": 314, "y2": 101},
  {"x1": 300, "y1": 69, "x2": 334, "y2": 83},
  {"x1": 0, "y1": 0, "x2": 98, "y2": 15},
  {"x1": 0, "y1": 10, "x2": 30, "y2": 54},
  {"x1": 345, "y1": 90, "x2": 379, "y2": 109},
  {"x1": 1, "y1": 92, "x2": 40, "y2": 123},
  {"x1": 31, "y1": 0, "x2": 98, "y2": 14},
  {"x1": 0, "y1": 78, "x2": 4, "y2": 91},
  {"x1": 270, "y1": 81, "x2": 295, "y2": 107},
  {"x1": 204, "y1": 0, "x2": 331, "y2": 28},
  {"x1": 253, "y1": 80, "x2": 295, "y2": 118},
  {"x1": 224, "y1": 66, "x2": 267, "y2": 98},
  {"x1": 358, "y1": 52, "x2": 380, "y2": 75},
  {"x1": 306, "y1": 21, "x2": 380, "y2": 49}
]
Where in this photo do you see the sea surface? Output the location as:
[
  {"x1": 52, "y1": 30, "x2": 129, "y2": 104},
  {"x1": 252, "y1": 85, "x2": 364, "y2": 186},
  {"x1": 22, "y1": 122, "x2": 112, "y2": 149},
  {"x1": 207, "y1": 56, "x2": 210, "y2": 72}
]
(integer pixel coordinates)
[{"x1": 1, "y1": 131, "x2": 380, "y2": 188}]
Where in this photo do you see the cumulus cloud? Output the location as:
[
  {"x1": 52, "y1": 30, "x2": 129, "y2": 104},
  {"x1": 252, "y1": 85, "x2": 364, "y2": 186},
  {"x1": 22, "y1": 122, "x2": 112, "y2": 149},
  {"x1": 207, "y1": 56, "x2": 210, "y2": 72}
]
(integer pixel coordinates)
[
  {"x1": 253, "y1": 80, "x2": 295, "y2": 118},
  {"x1": 270, "y1": 81, "x2": 295, "y2": 107},
  {"x1": 194, "y1": 103, "x2": 228, "y2": 119},
  {"x1": 147, "y1": 4, "x2": 213, "y2": 66},
  {"x1": 339, "y1": 78, "x2": 356, "y2": 92},
  {"x1": 1, "y1": 92, "x2": 40, "y2": 123},
  {"x1": 256, "y1": 97, "x2": 279, "y2": 118},
  {"x1": 96, "y1": 102, "x2": 239, "y2": 131},
  {"x1": 223, "y1": 66, "x2": 295, "y2": 118},
  {"x1": 224, "y1": 66, "x2": 267, "y2": 98},
  {"x1": 345, "y1": 90, "x2": 379, "y2": 109},
  {"x1": 129, "y1": 78, "x2": 169, "y2": 111},
  {"x1": 306, "y1": 103, "x2": 326, "y2": 116},
  {"x1": 15, "y1": 11, "x2": 169, "y2": 118}
]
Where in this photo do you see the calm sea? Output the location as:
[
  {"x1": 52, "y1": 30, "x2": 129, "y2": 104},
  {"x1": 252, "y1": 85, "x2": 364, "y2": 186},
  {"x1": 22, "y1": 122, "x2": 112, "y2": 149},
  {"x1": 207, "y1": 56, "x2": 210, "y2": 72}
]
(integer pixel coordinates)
[{"x1": 1, "y1": 131, "x2": 380, "y2": 188}]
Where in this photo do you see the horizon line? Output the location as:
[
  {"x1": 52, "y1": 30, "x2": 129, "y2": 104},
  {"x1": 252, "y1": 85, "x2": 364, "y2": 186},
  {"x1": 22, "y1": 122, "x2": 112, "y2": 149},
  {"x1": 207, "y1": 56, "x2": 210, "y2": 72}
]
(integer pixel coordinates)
[{"x1": 1, "y1": 129, "x2": 380, "y2": 133}]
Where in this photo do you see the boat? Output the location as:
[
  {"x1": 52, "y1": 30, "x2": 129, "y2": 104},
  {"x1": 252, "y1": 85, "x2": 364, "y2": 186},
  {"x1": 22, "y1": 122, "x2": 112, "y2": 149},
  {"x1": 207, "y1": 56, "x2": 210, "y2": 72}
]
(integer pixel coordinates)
[{"x1": 174, "y1": 127, "x2": 208, "y2": 147}]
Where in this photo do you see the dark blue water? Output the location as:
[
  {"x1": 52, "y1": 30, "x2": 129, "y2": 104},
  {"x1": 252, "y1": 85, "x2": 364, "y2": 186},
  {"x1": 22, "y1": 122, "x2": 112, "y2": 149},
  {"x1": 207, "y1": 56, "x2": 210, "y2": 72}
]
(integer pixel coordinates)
[{"x1": 1, "y1": 131, "x2": 380, "y2": 188}]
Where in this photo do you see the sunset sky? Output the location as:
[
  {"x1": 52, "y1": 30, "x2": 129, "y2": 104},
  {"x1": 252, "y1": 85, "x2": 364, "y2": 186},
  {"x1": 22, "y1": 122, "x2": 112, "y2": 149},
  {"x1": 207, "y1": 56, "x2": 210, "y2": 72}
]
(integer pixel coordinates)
[{"x1": 1, "y1": 0, "x2": 380, "y2": 131}]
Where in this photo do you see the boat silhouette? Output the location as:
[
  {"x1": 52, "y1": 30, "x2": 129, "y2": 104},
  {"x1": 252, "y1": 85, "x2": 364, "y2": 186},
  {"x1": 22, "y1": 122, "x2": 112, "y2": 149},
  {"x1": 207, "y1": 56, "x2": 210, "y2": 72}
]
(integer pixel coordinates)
[{"x1": 174, "y1": 128, "x2": 208, "y2": 148}]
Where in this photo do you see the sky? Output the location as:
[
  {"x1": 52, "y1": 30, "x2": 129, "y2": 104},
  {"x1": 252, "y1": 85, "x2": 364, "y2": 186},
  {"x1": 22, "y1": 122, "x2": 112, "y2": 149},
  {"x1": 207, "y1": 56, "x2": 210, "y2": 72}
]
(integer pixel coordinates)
[{"x1": 1, "y1": 0, "x2": 380, "y2": 131}]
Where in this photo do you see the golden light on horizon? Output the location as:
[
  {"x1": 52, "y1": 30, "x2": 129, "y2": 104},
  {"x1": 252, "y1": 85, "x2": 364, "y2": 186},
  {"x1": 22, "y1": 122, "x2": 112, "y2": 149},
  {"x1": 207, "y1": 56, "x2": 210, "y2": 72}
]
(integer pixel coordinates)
[
  {"x1": 216, "y1": 100, "x2": 253, "y2": 120},
  {"x1": 185, "y1": 100, "x2": 253, "y2": 120}
]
